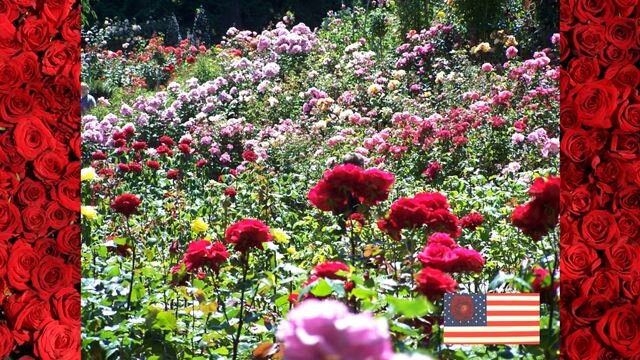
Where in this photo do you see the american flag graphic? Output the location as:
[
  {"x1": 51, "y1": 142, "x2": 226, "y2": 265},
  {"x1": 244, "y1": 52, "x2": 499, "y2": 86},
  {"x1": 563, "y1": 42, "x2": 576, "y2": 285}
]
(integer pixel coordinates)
[{"x1": 443, "y1": 293, "x2": 540, "y2": 344}]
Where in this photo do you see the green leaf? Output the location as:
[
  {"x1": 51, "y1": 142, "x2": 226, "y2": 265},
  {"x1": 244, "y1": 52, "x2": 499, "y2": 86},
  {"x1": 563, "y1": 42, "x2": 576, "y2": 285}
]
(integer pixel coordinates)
[
  {"x1": 352, "y1": 287, "x2": 377, "y2": 300},
  {"x1": 149, "y1": 311, "x2": 176, "y2": 331},
  {"x1": 386, "y1": 296, "x2": 433, "y2": 318},
  {"x1": 311, "y1": 279, "x2": 333, "y2": 297}
]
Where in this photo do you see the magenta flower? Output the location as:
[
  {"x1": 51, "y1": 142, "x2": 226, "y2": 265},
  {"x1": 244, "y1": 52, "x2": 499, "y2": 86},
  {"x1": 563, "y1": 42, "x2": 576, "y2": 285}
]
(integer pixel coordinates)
[{"x1": 277, "y1": 299, "x2": 394, "y2": 360}]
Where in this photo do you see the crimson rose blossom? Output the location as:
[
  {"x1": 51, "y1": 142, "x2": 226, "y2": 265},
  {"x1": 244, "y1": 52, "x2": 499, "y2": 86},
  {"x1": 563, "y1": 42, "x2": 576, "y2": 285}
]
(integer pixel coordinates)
[
  {"x1": 414, "y1": 267, "x2": 457, "y2": 301},
  {"x1": 224, "y1": 219, "x2": 272, "y2": 252},
  {"x1": 182, "y1": 239, "x2": 229, "y2": 272},
  {"x1": 110, "y1": 193, "x2": 142, "y2": 217}
]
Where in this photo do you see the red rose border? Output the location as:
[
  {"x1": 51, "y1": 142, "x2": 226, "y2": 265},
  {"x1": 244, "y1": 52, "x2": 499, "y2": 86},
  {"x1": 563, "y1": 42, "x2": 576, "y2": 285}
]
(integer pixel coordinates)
[
  {"x1": 0, "y1": 0, "x2": 81, "y2": 359},
  {"x1": 560, "y1": 0, "x2": 640, "y2": 359}
]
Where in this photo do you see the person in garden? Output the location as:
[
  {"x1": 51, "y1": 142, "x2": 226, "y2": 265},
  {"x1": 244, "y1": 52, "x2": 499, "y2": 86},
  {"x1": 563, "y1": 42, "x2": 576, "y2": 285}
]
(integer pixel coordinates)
[{"x1": 81, "y1": 82, "x2": 97, "y2": 114}]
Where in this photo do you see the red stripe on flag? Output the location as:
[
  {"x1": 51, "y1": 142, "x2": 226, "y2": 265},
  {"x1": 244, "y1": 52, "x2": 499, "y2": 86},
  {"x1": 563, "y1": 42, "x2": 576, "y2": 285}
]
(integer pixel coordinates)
[
  {"x1": 487, "y1": 300, "x2": 540, "y2": 306},
  {"x1": 443, "y1": 331, "x2": 539, "y2": 337}
]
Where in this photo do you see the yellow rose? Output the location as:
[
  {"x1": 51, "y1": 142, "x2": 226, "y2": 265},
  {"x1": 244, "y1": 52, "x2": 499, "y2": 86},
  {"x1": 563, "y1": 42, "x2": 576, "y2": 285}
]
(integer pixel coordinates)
[
  {"x1": 437, "y1": 11, "x2": 446, "y2": 18},
  {"x1": 271, "y1": 228, "x2": 289, "y2": 244},
  {"x1": 81, "y1": 206, "x2": 98, "y2": 220},
  {"x1": 367, "y1": 84, "x2": 382, "y2": 96},
  {"x1": 191, "y1": 217, "x2": 209, "y2": 233},
  {"x1": 81, "y1": 167, "x2": 98, "y2": 182},
  {"x1": 387, "y1": 80, "x2": 401, "y2": 91},
  {"x1": 286, "y1": 247, "x2": 296, "y2": 255}
]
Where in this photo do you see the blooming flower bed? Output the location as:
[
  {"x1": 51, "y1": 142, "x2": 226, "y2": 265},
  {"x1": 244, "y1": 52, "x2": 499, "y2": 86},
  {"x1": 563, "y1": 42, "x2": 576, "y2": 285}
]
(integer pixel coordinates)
[{"x1": 81, "y1": 3, "x2": 559, "y2": 359}]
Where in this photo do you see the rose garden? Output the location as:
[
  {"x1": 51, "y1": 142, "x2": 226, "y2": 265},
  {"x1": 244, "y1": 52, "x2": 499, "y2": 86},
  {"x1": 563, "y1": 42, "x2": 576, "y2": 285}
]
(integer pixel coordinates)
[{"x1": 80, "y1": 1, "x2": 560, "y2": 359}]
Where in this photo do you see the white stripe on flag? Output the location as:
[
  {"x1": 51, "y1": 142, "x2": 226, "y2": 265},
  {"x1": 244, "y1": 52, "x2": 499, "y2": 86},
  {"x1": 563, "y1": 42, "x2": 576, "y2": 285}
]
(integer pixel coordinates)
[
  {"x1": 486, "y1": 295, "x2": 540, "y2": 301},
  {"x1": 444, "y1": 326, "x2": 539, "y2": 332},
  {"x1": 487, "y1": 316, "x2": 540, "y2": 321},
  {"x1": 488, "y1": 305, "x2": 540, "y2": 311}
]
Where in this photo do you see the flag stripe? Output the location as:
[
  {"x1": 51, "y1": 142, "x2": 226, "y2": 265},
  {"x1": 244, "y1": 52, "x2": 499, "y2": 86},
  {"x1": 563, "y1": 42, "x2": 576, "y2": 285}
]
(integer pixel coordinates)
[
  {"x1": 486, "y1": 294, "x2": 539, "y2": 297},
  {"x1": 486, "y1": 321, "x2": 540, "y2": 326},
  {"x1": 444, "y1": 338, "x2": 540, "y2": 344},
  {"x1": 487, "y1": 300, "x2": 540, "y2": 306},
  {"x1": 445, "y1": 326, "x2": 539, "y2": 332},
  {"x1": 442, "y1": 331, "x2": 538, "y2": 337},
  {"x1": 486, "y1": 315, "x2": 539, "y2": 321},
  {"x1": 488, "y1": 305, "x2": 540, "y2": 311},
  {"x1": 486, "y1": 311, "x2": 540, "y2": 316}
]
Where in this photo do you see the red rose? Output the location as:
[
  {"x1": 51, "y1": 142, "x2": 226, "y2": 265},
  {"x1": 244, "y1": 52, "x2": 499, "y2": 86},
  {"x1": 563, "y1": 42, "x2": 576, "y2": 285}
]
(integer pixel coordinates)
[
  {"x1": 41, "y1": 40, "x2": 77, "y2": 77},
  {"x1": 31, "y1": 255, "x2": 71, "y2": 299},
  {"x1": 572, "y1": 24, "x2": 606, "y2": 57},
  {"x1": 56, "y1": 224, "x2": 80, "y2": 255},
  {"x1": 605, "y1": 65, "x2": 640, "y2": 100},
  {"x1": 615, "y1": 186, "x2": 640, "y2": 211},
  {"x1": 45, "y1": 201, "x2": 73, "y2": 230},
  {"x1": 34, "y1": 150, "x2": 70, "y2": 183},
  {"x1": 167, "y1": 169, "x2": 180, "y2": 179},
  {"x1": 459, "y1": 212, "x2": 484, "y2": 230},
  {"x1": 110, "y1": 193, "x2": 141, "y2": 217},
  {"x1": 605, "y1": 242, "x2": 637, "y2": 275},
  {"x1": 595, "y1": 303, "x2": 640, "y2": 357},
  {"x1": 15, "y1": 178, "x2": 47, "y2": 207},
  {"x1": 615, "y1": 209, "x2": 640, "y2": 242},
  {"x1": 146, "y1": 159, "x2": 160, "y2": 170},
  {"x1": 580, "y1": 210, "x2": 619, "y2": 249},
  {"x1": 567, "y1": 57, "x2": 600, "y2": 84},
  {"x1": 605, "y1": 17, "x2": 636, "y2": 49},
  {"x1": 52, "y1": 287, "x2": 81, "y2": 326},
  {"x1": 4, "y1": 290, "x2": 52, "y2": 334},
  {"x1": 0, "y1": 324, "x2": 12, "y2": 358},
  {"x1": 0, "y1": 199, "x2": 21, "y2": 241},
  {"x1": 224, "y1": 218, "x2": 272, "y2": 253},
  {"x1": 311, "y1": 261, "x2": 350, "y2": 280},
  {"x1": 21, "y1": 206, "x2": 49, "y2": 239},
  {"x1": 617, "y1": 101, "x2": 640, "y2": 132},
  {"x1": 33, "y1": 320, "x2": 80, "y2": 360},
  {"x1": 224, "y1": 187, "x2": 237, "y2": 197},
  {"x1": 18, "y1": 16, "x2": 52, "y2": 51},
  {"x1": 355, "y1": 168, "x2": 395, "y2": 206},
  {"x1": 414, "y1": 267, "x2": 457, "y2": 301},
  {"x1": 182, "y1": 240, "x2": 229, "y2": 272},
  {"x1": 560, "y1": 242, "x2": 602, "y2": 280},
  {"x1": 13, "y1": 51, "x2": 40, "y2": 83},
  {"x1": 570, "y1": 80, "x2": 619, "y2": 128},
  {"x1": 564, "y1": 328, "x2": 605, "y2": 360},
  {"x1": 53, "y1": 177, "x2": 80, "y2": 212},
  {"x1": 242, "y1": 149, "x2": 258, "y2": 162},
  {"x1": 567, "y1": 184, "x2": 593, "y2": 216},
  {"x1": 610, "y1": 131, "x2": 639, "y2": 160},
  {"x1": 12, "y1": 118, "x2": 55, "y2": 160},
  {"x1": 159, "y1": 135, "x2": 174, "y2": 147},
  {"x1": 561, "y1": 129, "x2": 593, "y2": 162},
  {"x1": 574, "y1": 0, "x2": 614, "y2": 23},
  {"x1": 581, "y1": 269, "x2": 622, "y2": 302}
]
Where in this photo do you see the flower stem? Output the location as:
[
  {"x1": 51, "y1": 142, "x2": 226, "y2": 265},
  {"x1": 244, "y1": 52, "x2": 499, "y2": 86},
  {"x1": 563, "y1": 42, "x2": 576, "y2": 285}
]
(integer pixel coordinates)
[
  {"x1": 125, "y1": 218, "x2": 136, "y2": 311},
  {"x1": 232, "y1": 253, "x2": 249, "y2": 360}
]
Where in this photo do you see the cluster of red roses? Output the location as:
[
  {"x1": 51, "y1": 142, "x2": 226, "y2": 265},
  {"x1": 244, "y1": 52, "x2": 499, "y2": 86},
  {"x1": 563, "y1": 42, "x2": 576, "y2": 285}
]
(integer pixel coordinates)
[
  {"x1": 307, "y1": 164, "x2": 395, "y2": 214},
  {"x1": 0, "y1": 0, "x2": 81, "y2": 358},
  {"x1": 414, "y1": 232, "x2": 484, "y2": 301},
  {"x1": 171, "y1": 219, "x2": 272, "y2": 284},
  {"x1": 377, "y1": 192, "x2": 460, "y2": 241},
  {"x1": 560, "y1": 0, "x2": 640, "y2": 357},
  {"x1": 511, "y1": 176, "x2": 560, "y2": 240}
]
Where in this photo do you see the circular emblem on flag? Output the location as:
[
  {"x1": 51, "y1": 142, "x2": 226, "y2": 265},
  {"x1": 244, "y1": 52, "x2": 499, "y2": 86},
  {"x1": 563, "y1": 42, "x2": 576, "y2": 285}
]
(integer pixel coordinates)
[{"x1": 450, "y1": 295, "x2": 475, "y2": 321}]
